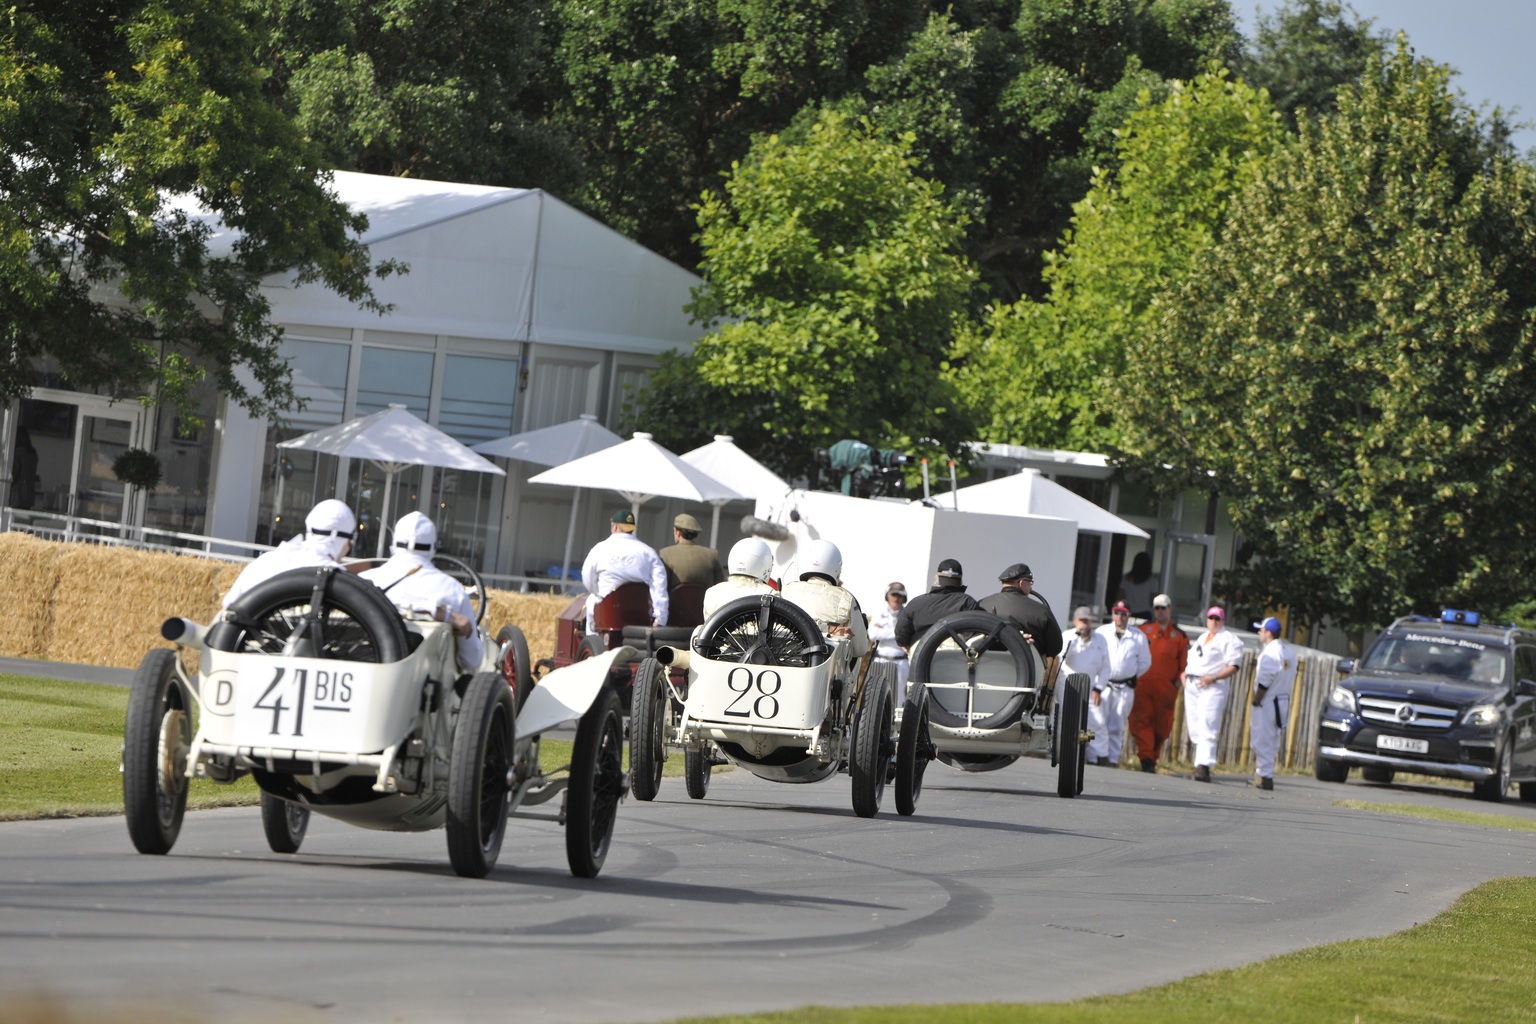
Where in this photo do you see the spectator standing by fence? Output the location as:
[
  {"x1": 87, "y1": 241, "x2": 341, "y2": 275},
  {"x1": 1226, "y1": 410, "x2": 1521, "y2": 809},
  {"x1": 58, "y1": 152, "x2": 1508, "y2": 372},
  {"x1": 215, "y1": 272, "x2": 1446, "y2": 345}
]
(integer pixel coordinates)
[
  {"x1": 1184, "y1": 606, "x2": 1244, "y2": 782},
  {"x1": 1249, "y1": 616, "x2": 1297, "y2": 791},
  {"x1": 1090, "y1": 601, "x2": 1151, "y2": 767},
  {"x1": 1061, "y1": 606, "x2": 1109, "y2": 709},
  {"x1": 868, "y1": 582, "x2": 910, "y2": 701},
  {"x1": 1131, "y1": 594, "x2": 1189, "y2": 773}
]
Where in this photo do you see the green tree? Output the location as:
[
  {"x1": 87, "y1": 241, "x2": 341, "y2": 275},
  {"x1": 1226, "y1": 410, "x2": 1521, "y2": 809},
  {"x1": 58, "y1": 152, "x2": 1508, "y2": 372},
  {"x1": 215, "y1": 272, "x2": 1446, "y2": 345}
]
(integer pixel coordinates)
[
  {"x1": 1114, "y1": 43, "x2": 1536, "y2": 632},
  {"x1": 625, "y1": 111, "x2": 978, "y2": 476},
  {"x1": 1235, "y1": 0, "x2": 1387, "y2": 127},
  {"x1": 0, "y1": 0, "x2": 393, "y2": 421},
  {"x1": 248, "y1": 0, "x2": 582, "y2": 191},
  {"x1": 953, "y1": 69, "x2": 1282, "y2": 451}
]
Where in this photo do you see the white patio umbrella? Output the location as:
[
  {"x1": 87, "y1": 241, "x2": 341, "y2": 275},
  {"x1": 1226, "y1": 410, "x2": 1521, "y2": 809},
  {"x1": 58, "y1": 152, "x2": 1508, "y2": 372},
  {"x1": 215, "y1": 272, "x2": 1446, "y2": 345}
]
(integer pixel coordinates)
[
  {"x1": 529, "y1": 432, "x2": 744, "y2": 582},
  {"x1": 278, "y1": 404, "x2": 506, "y2": 556},
  {"x1": 471, "y1": 414, "x2": 623, "y2": 586},
  {"x1": 680, "y1": 434, "x2": 790, "y2": 547}
]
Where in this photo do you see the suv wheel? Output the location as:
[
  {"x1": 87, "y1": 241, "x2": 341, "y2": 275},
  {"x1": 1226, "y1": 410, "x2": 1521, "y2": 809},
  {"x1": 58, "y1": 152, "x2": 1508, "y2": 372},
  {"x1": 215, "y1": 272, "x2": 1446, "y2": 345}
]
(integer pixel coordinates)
[
  {"x1": 1314, "y1": 755, "x2": 1349, "y2": 783},
  {"x1": 1472, "y1": 738, "x2": 1512, "y2": 802}
]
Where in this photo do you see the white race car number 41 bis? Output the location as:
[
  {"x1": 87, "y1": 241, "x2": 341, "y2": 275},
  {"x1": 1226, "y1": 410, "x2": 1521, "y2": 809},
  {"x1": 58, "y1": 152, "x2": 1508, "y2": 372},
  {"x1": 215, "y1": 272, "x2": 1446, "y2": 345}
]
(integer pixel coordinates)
[{"x1": 203, "y1": 654, "x2": 380, "y2": 753}]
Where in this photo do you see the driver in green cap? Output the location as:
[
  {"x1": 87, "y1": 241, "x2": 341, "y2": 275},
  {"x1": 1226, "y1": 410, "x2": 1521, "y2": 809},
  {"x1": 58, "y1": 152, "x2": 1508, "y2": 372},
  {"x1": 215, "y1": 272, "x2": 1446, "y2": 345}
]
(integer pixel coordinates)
[{"x1": 580, "y1": 509, "x2": 669, "y2": 632}]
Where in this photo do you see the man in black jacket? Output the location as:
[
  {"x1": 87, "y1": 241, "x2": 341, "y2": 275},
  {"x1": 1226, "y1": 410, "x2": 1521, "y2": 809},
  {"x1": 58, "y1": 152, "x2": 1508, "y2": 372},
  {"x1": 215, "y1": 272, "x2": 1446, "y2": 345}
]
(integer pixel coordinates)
[
  {"x1": 895, "y1": 558, "x2": 981, "y2": 649},
  {"x1": 979, "y1": 563, "x2": 1064, "y2": 658}
]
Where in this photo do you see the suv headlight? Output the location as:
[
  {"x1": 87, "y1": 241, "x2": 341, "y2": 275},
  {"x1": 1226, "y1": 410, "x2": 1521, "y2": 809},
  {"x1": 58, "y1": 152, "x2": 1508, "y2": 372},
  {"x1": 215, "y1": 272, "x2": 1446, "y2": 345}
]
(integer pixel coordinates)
[
  {"x1": 1463, "y1": 704, "x2": 1502, "y2": 728},
  {"x1": 1327, "y1": 686, "x2": 1356, "y2": 713}
]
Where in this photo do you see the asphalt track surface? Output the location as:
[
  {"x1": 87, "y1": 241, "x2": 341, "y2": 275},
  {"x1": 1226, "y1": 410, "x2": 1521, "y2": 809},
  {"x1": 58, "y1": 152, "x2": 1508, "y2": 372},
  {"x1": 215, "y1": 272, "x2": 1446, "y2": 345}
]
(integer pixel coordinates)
[{"x1": 3, "y1": 762, "x2": 1533, "y2": 1023}]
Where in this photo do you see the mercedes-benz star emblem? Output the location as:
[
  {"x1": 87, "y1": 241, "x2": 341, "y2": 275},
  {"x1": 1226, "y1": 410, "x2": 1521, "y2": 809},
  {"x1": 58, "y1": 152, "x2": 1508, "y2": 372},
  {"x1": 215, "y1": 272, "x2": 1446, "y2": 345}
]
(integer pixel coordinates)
[{"x1": 1396, "y1": 703, "x2": 1416, "y2": 723}]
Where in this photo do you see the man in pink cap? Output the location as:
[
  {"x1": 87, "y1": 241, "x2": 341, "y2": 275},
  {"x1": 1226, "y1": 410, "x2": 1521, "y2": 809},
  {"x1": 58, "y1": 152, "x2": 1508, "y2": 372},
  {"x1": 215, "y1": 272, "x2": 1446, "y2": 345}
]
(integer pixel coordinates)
[
  {"x1": 1183, "y1": 606, "x2": 1245, "y2": 782},
  {"x1": 1090, "y1": 600, "x2": 1151, "y2": 767}
]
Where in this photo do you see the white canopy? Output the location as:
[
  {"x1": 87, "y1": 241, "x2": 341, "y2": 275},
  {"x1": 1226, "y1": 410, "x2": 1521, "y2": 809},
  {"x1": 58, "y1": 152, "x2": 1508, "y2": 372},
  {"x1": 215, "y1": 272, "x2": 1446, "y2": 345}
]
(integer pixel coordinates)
[
  {"x1": 529, "y1": 432, "x2": 742, "y2": 509},
  {"x1": 528, "y1": 432, "x2": 743, "y2": 580},
  {"x1": 953, "y1": 469, "x2": 1148, "y2": 538},
  {"x1": 680, "y1": 435, "x2": 790, "y2": 546},
  {"x1": 472, "y1": 413, "x2": 622, "y2": 467},
  {"x1": 278, "y1": 404, "x2": 505, "y2": 555}
]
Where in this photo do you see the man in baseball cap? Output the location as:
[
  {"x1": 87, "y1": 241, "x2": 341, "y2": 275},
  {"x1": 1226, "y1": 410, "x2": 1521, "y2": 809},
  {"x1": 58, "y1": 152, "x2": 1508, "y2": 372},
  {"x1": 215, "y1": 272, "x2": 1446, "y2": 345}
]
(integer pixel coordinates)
[
  {"x1": 659, "y1": 510, "x2": 725, "y2": 593},
  {"x1": 1249, "y1": 616, "x2": 1296, "y2": 790},
  {"x1": 580, "y1": 508, "x2": 668, "y2": 632},
  {"x1": 1089, "y1": 599, "x2": 1151, "y2": 767},
  {"x1": 978, "y1": 562, "x2": 1063, "y2": 657},
  {"x1": 895, "y1": 558, "x2": 980, "y2": 649}
]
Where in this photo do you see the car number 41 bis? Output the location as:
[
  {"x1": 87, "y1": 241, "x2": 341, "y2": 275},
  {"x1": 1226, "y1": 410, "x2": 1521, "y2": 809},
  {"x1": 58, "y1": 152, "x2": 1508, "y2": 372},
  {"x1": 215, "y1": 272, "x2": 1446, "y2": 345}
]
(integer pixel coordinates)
[{"x1": 249, "y1": 665, "x2": 356, "y2": 737}]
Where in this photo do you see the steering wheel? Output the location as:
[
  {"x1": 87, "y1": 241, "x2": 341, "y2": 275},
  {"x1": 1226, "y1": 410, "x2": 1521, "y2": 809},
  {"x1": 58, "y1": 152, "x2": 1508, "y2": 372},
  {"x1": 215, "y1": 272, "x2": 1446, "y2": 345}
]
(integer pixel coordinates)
[{"x1": 345, "y1": 553, "x2": 487, "y2": 626}]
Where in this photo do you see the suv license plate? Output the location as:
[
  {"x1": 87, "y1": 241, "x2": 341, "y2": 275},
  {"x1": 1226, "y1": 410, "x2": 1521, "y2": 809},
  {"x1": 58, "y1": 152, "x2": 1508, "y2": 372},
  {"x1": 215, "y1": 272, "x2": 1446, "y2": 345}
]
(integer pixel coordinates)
[{"x1": 1377, "y1": 735, "x2": 1429, "y2": 754}]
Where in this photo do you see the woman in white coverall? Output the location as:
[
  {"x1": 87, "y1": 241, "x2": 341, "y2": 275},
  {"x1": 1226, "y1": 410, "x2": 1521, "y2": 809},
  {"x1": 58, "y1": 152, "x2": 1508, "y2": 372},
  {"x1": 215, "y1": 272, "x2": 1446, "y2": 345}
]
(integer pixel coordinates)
[
  {"x1": 1248, "y1": 616, "x2": 1297, "y2": 790},
  {"x1": 1184, "y1": 606, "x2": 1245, "y2": 782}
]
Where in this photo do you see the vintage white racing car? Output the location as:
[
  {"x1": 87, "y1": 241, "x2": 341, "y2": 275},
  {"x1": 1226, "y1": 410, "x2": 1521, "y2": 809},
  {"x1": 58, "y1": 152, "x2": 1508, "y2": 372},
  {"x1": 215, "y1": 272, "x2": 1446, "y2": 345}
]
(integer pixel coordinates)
[
  {"x1": 627, "y1": 593, "x2": 915, "y2": 817},
  {"x1": 123, "y1": 563, "x2": 630, "y2": 878},
  {"x1": 905, "y1": 611, "x2": 1092, "y2": 798}
]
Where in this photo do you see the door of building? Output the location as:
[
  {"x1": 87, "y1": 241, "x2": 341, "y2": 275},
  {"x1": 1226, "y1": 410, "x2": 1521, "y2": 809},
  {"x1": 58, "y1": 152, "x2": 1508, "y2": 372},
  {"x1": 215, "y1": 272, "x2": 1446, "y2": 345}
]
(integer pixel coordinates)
[
  {"x1": 1162, "y1": 532, "x2": 1215, "y2": 618},
  {"x1": 15, "y1": 395, "x2": 141, "y2": 527}
]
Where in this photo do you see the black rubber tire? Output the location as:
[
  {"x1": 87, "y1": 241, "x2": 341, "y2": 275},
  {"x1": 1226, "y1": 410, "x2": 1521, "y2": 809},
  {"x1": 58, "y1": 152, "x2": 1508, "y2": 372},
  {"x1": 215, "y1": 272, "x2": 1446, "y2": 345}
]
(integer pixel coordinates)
[
  {"x1": 629, "y1": 657, "x2": 668, "y2": 802},
  {"x1": 1520, "y1": 781, "x2": 1536, "y2": 803},
  {"x1": 123, "y1": 648, "x2": 193, "y2": 855},
  {"x1": 260, "y1": 792, "x2": 310, "y2": 854},
  {"x1": 206, "y1": 567, "x2": 408, "y2": 662},
  {"x1": 1314, "y1": 755, "x2": 1349, "y2": 783},
  {"x1": 1076, "y1": 680, "x2": 1089, "y2": 796},
  {"x1": 446, "y1": 670, "x2": 514, "y2": 878},
  {"x1": 576, "y1": 634, "x2": 605, "y2": 660},
  {"x1": 566, "y1": 687, "x2": 625, "y2": 878},
  {"x1": 693, "y1": 594, "x2": 829, "y2": 667},
  {"x1": 1472, "y1": 736, "x2": 1512, "y2": 803},
  {"x1": 1056, "y1": 673, "x2": 1088, "y2": 799},
  {"x1": 1361, "y1": 765, "x2": 1396, "y2": 785},
  {"x1": 685, "y1": 744, "x2": 712, "y2": 799},
  {"x1": 911, "y1": 612, "x2": 1035, "y2": 730},
  {"x1": 495, "y1": 624, "x2": 534, "y2": 710},
  {"x1": 851, "y1": 682, "x2": 893, "y2": 818},
  {"x1": 895, "y1": 697, "x2": 931, "y2": 816}
]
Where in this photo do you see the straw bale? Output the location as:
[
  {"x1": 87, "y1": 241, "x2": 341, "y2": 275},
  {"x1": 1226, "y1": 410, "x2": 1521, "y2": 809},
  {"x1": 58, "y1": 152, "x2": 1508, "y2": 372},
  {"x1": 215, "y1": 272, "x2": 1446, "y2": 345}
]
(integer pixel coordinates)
[
  {"x1": 484, "y1": 590, "x2": 578, "y2": 664},
  {"x1": 49, "y1": 544, "x2": 228, "y2": 668},
  {"x1": 0, "y1": 532, "x2": 64, "y2": 658}
]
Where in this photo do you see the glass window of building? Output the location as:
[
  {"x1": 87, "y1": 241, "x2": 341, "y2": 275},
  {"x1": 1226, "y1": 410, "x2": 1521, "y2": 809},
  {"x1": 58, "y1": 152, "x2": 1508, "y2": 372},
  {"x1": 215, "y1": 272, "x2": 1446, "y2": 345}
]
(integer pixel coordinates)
[
  {"x1": 432, "y1": 354, "x2": 518, "y2": 568},
  {"x1": 257, "y1": 338, "x2": 350, "y2": 545}
]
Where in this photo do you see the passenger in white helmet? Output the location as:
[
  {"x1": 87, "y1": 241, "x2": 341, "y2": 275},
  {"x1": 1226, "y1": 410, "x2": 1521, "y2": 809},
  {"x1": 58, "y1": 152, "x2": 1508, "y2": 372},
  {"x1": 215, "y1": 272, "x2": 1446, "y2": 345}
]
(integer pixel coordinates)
[
  {"x1": 359, "y1": 511, "x2": 484, "y2": 669},
  {"x1": 702, "y1": 538, "x2": 777, "y2": 618},
  {"x1": 781, "y1": 539, "x2": 870, "y2": 658},
  {"x1": 221, "y1": 499, "x2": 356, "y2": 609}
]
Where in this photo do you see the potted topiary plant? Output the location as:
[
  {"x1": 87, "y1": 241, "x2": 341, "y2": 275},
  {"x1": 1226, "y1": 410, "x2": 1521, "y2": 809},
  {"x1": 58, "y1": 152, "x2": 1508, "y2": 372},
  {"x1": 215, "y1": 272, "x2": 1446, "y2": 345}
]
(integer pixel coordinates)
[{"x1": 111, "y1": 448, "x2": 162, "y2": 491}]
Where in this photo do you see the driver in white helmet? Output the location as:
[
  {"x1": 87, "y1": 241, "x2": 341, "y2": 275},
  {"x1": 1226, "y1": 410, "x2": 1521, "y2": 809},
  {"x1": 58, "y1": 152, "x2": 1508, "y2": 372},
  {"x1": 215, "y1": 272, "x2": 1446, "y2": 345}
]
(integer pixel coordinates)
[
  {"x1": 702, "y1": 538, "x2": 777, "y2": 618},
  {"x1": 359, "y1": 511, "x2": 484, "y2": 669},
  {"x1": 221, "y1": 499, "x2": 356, "y2": 609},
  {"x1": 781, "y1": 540, "x2": 870, "y2": 658}
]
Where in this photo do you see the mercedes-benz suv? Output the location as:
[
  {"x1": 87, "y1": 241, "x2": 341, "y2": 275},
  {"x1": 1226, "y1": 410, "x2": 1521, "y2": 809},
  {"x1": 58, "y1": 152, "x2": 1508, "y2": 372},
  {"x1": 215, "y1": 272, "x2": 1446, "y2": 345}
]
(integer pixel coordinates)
[{"x1": 1314, "y1": 609, "x2": 1536, "y2": 802}]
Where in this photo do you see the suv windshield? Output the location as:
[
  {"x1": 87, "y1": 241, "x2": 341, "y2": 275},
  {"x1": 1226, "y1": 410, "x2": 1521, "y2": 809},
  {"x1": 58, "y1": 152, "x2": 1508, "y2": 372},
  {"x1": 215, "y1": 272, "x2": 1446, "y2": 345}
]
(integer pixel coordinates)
[{"x1": 1359, "y1": 632, "x2": 1508, "y2": 687}]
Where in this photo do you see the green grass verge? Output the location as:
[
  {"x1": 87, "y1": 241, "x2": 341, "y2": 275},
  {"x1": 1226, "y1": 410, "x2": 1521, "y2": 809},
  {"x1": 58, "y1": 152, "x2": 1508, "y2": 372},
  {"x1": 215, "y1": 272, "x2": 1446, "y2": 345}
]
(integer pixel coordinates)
[
  {"x1": 663, "y1": 876, "x2": 1536, "y2": 1024},
  {"x1": 1334, "y1": 798, "x2": 1536, "y2": 832},
  {"x1": 0, "y1": 675, "x2": 688, "y2": 821}
]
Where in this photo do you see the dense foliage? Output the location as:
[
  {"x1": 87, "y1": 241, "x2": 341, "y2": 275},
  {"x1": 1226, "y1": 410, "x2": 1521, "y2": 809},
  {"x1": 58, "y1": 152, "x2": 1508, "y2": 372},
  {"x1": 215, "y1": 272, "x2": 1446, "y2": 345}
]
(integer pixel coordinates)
[
  {"x1": 1113, "y1": 43, "x2": 1536, "y2": 631},
  {"x1": 0, "y1": 0, "x2": 393, "y2": 422}
]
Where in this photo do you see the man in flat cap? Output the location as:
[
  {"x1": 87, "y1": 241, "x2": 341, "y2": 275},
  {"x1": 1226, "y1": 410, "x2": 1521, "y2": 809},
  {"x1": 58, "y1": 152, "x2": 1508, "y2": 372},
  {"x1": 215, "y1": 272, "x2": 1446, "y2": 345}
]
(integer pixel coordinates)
[
  {"x1": 895, "y1": 558, "x2": 980, "y2": 649},
  {"x1": 659, "y1": 511, "x2": 726, "y2": 588},
  {"x1": 978, "y1": 563, "x2": 1064, "y2": 658},
  {"x1": 580, "y1": 509, "x2": 669, "y2": 633}
]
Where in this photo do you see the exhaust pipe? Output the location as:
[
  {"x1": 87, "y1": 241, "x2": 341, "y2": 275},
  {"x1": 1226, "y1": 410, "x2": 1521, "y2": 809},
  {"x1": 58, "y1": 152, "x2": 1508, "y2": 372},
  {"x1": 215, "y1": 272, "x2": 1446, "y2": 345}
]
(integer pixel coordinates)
[
  {"x1": 161, "y1": 618, "x2": 210, "y2": 651},
  {"x1": 655, "y1": 646, "x2": 691, "y2": 670}
]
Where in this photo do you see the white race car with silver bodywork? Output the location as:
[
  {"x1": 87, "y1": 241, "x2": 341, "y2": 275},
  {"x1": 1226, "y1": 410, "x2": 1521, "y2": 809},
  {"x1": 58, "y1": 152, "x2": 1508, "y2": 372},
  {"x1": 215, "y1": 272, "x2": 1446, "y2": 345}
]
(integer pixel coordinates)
[
  {"x1": 627, "y1": 593, "x2": 916, "y2": 817},
  {"x1": 907, "y1": 611, "x2": 1092, "y2": 798}
]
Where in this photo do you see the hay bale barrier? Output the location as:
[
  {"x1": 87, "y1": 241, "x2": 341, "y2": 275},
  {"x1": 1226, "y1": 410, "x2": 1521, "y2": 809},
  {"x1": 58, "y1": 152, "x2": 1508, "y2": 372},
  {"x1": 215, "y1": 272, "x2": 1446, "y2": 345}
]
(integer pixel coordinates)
[
  {"x1": 0, "y1": 533, "x2": 63, "y2": 659},
  {"x1": 0, "y1": 536, "x2": 574, "y2": 670}
]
